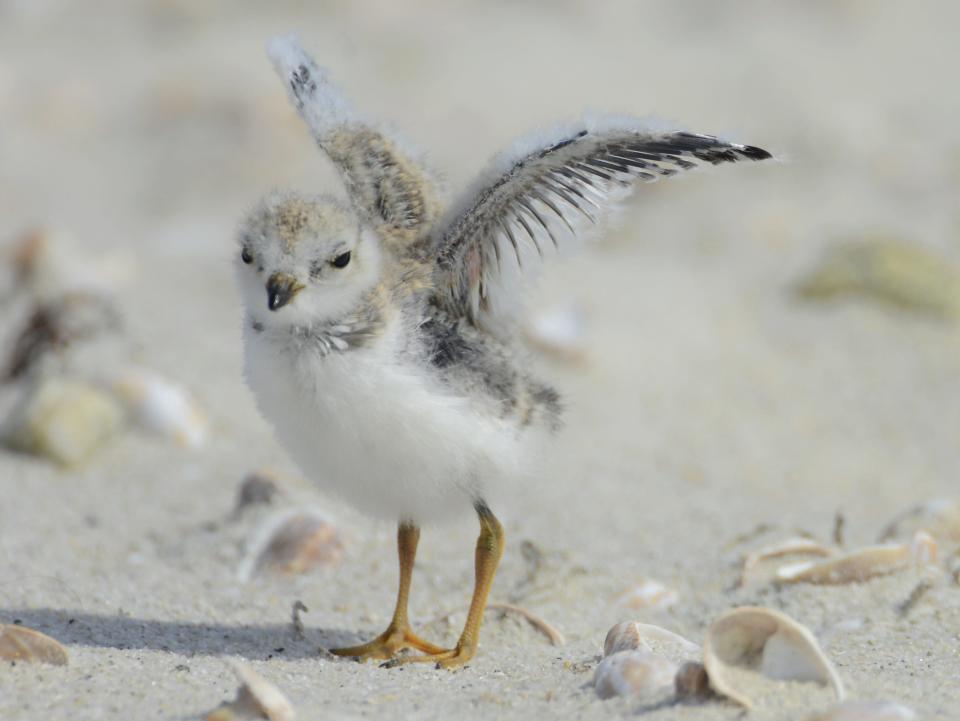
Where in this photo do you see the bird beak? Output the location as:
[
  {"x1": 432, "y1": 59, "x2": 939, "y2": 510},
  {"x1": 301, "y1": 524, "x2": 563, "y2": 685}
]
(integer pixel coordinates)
[{"x1": 266, "y1": 273, "x2": 304, "y2": 311}]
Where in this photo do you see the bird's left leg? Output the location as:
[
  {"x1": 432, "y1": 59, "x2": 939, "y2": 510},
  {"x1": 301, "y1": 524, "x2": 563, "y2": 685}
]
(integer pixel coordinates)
[
  {"x1": 384, "y1": 501, "x2": 505, "y2": 670},
  {"x1": 330, "y1": 522, "x2": 444, "y2": 661}
]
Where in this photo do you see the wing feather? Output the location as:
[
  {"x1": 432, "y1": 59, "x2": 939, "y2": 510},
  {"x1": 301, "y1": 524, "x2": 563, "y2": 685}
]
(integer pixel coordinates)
[{"x1": 432, "y1": 119, "x2": 772, "y2": 324}]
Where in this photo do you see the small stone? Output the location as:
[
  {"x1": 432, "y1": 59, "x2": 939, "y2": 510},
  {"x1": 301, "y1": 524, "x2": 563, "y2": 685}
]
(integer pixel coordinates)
[
  {"x1": 3, "y1": 377, "x2": 123, "y2": 467},
  {"x1": 234, "y1": 471, "x2": 281, "y2": 514}
]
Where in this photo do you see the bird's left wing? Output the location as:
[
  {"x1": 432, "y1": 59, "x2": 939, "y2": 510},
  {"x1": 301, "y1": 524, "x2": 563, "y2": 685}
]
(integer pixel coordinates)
[
  {"x1": 268, "y1": 36, "x2": 440, "y2": 253},
  {"x1": 431, "y1": 119, "x2": 772, "y2": 324}
]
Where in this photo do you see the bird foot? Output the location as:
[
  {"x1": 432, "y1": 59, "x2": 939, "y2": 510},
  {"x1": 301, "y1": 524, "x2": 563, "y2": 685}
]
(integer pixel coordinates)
[
  {"x1": 330, "y1": 624, "x2": 445, "y2": 662},
  {"x1": 379, "y1": 641, "x2": 477, "y2": 670}
]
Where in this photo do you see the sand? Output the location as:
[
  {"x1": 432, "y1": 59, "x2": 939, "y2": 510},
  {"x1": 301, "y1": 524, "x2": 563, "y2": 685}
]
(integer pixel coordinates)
[{"x1": 1, "y1": 1, "x2": 959, "y2": 719}]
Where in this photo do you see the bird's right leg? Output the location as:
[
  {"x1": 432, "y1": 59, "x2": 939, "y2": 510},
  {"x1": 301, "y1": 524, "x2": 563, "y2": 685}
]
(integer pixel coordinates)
[{"x1": 330, "y1": 522, "x2": 444, "y2": 661}]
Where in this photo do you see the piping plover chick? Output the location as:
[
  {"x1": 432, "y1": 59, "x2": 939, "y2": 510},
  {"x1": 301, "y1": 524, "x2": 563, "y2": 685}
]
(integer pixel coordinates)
[{"x1": 237, "y1": 36, "x2": 772, "y2": 669}]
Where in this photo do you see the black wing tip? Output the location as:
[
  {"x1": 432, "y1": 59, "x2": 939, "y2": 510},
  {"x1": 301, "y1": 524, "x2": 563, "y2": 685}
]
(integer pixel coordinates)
[{"x1": 738, "y1": 144, "x2": 773, "y2": 161}]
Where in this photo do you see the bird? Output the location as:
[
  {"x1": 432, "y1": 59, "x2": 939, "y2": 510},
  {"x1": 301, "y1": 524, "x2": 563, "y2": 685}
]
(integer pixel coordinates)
[{"x1": 236, "y1": 35, "x2": 773, "y2": 670}]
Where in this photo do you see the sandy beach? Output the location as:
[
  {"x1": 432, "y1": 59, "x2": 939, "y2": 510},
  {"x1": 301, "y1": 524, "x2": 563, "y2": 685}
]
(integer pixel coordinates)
[{"x1": 2, "y1": 2, "x2": 959, "y2": 719}]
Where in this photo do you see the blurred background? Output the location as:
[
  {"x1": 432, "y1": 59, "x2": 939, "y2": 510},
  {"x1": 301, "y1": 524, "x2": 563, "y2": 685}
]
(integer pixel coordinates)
[{"x1": 1, "y1": 1, "x2": 959, "y2": 719}]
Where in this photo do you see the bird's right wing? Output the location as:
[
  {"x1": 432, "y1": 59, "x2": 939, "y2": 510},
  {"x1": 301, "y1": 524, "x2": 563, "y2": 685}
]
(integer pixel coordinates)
[{"x1": 431, "y1": 118, "x2": 772, "y2": 325}]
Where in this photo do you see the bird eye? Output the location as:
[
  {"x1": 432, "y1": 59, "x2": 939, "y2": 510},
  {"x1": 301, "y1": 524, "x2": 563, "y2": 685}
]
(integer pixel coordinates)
[
  {"x1": 331, "y1": 251, "x2": 351, "y2": 269},
  {"x1": 241, "y1": 248, "x2": 253, "y2": 265}
]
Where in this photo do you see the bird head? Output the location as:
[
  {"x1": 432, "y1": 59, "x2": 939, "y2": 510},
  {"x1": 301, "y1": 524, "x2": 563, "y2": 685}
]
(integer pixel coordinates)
[{"x1": 236, "y1": 191, "x2": 380, "y2": 329}]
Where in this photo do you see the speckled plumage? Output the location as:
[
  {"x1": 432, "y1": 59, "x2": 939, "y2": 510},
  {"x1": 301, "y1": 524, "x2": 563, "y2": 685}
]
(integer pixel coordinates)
[
  {"x1": 236, "y1": 36, "x2": 770, "y2": 524},
  {"x1": 233, "y1": 35, "x2": 771, "y2": 669}
]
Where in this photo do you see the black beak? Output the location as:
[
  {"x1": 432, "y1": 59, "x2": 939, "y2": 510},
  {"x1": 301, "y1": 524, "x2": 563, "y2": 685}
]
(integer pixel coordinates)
[{"x1": 266, "y1": 273, "x2": 303, "y2": 311}]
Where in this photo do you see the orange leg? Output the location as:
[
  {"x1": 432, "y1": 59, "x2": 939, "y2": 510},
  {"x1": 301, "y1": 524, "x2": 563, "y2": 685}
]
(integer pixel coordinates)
[
  {"x1": 331, "y1": 522, "x2": 445, "y2": 661},
  {"x1": 383, "y1": 502, "x2": 505, "y2": 669}
]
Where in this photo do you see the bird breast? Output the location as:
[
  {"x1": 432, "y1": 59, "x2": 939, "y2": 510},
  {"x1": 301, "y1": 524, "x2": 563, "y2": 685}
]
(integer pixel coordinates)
[{"x1": 241, "y1": 321, "x2": 525, "y2": 523}]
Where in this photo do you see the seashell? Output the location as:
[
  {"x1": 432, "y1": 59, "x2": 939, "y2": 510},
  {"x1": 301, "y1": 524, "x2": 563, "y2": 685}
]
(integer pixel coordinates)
[
  {"x1": 593, "y1": 650, "x2": 677, "y2": 700},
  {"x1": 205, "y1": 662, "x2": 295, "y2": 721},
  {"x1": 674, "y1": 661, "x2": 711, "y2": 700},
  {"x1": 0, "y1": 624, "x2": 68, "y2": 665},
  {"x1": 806, "y1": 700, "x2": 916, "y2": 721},
  {"x1": 740, "y1": 537, "x2": 834, "y2": 586},
  {"x1": 795, "y1": 236, "x2": 960, "y2": 319},
  {"x1": 239, "y1": 508, "x2": 344, "y2": 581},
  {"x1": 616, "y1": 577, "x2": 678, "y2": 610},
  {"x1": 108, "y1": 367, "x2": 208, "y2": 448},
  {"x1": 702, "y1": 606, "x2": 844, "y2": 709},
  {"x1": 523, "y1": 303, "x2": 588, "y2": 363},
  {"x1": 776, "y1": 531, "x2": 938, "y2": 584},
  {"x1": 603, "y1": 621, "x2": 699, "y2": 659},
  {"x1": 878, "y1": 499, "x2": 960, "y2": 546},
  {"x1": 3, "y1": 377, "x2": 123, "y2": 467}
]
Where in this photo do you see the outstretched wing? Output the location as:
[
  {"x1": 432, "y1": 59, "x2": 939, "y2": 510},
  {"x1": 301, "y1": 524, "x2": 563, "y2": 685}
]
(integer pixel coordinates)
[
  {"x1": 268, "y1": 36, "x2": 440, "y2": 254},
  {"x1": 432, "y1": 118, "x2": 772, "y2": 324}
]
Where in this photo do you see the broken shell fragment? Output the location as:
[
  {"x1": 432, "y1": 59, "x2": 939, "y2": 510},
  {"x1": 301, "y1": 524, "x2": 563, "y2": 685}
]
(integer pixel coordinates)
[
  {"x1": 703, "y1": 606, "x2": 844, "y2": 709},
  {"x1": 616, "y1": 577, "x2": 679, "y2": 610},
  {"x1": 593, "y1": 650, "x2": 677, "y2": 700},
  {"x1": 205, "y1": 662, "x2": 295, "y2": 721},
  {"x1": 806, "y1": 700, "x2": 916, "y2": 721},
  {"x1": 108, "y1": 367, "x2": 208, "y2": 448},
  {"x1": 239, "y1": 509, "x2": 344, "y2": 581},
  {"x1": 603, "y1": 621, "x2": 699, "y2": 659},
  {"x1": 776, "y1": 531, "x2": 938, "y2": 585},
  {"x1": 740, "y1": 537, "x2": 834, "y2": 586},
  {"x1": 878, "y1": 499, "x2": 960, "y2": 545},
  {"x1": 3, "y1": 377, "x2": 123, "y2": 467},
  {"x1": 0, "y1": 624, "x2": 68, "y2": 665}
]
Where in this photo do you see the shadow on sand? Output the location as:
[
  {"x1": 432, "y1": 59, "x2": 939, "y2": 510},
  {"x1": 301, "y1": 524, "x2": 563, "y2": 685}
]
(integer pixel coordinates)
[{"x1": 0, "y1": 607, "x2": 365, "y2": 660}]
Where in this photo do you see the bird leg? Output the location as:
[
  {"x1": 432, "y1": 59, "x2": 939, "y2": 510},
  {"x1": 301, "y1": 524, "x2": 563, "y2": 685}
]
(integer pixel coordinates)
[
  {"x1": 330, "y1": 522, "x2": 445, "y2": 661},
  {"x1": 383, "y1": 501, "x2": 505, "y2": 670}
]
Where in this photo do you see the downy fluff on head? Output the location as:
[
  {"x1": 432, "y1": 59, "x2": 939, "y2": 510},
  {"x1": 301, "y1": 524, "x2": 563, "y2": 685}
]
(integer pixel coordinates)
[{"x1": 235, "y1": 191, "x2": 381, "y2": 329}]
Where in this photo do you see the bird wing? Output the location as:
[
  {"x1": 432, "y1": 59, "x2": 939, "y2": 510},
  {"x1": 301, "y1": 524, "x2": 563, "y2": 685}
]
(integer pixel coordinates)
[
  {"x1": 268, "y1": 36, "x2": 440, "y2": 254},
  {"x1": 431, "y1": 118, "x2": 772, "y2": 324}
]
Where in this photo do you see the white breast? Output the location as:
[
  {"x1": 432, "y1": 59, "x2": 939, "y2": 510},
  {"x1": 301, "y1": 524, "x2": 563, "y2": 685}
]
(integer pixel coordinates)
[{"x1": 242, "y1": 321, "x2": 526, "y2": 523}]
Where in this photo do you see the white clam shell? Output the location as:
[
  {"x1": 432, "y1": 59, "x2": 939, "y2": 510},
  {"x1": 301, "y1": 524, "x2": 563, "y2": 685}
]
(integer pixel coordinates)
[
  {"x1": 702, "y1": 606, "x2": 844, "y2": 709},
  {"x1": 740, "y1": 537, "x2": 834, "y2": 586},
  {"x1": 109, "y1": 367, "x2": 208, "y2": 447},
  {"x1": 806, "y1": 700, "x2": 916, "y2": 721},
  {"x1": 776, "y1": 532, "x2": 938, "y2": 584},
  {"x1": 603, "y1": 621, "x2": 699, "y2": 659},
  {"x1": 593, "y1": 650, "x2": 677, "y2": 699},
  {"x1": 616, "y1": 577, "x2": 679, "y2": 610},
  {"x1": 206, "y1": 662, "x2": 295, "y2": 721}
]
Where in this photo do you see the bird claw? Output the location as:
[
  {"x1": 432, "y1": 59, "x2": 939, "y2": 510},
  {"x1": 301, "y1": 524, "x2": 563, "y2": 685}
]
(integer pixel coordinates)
[
  {"x1": 377, "y1": 644, "x2": 476, "y2": 670},
  {"x1": 329, "y1": 624, "x2": 445, "y2": 663}
]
